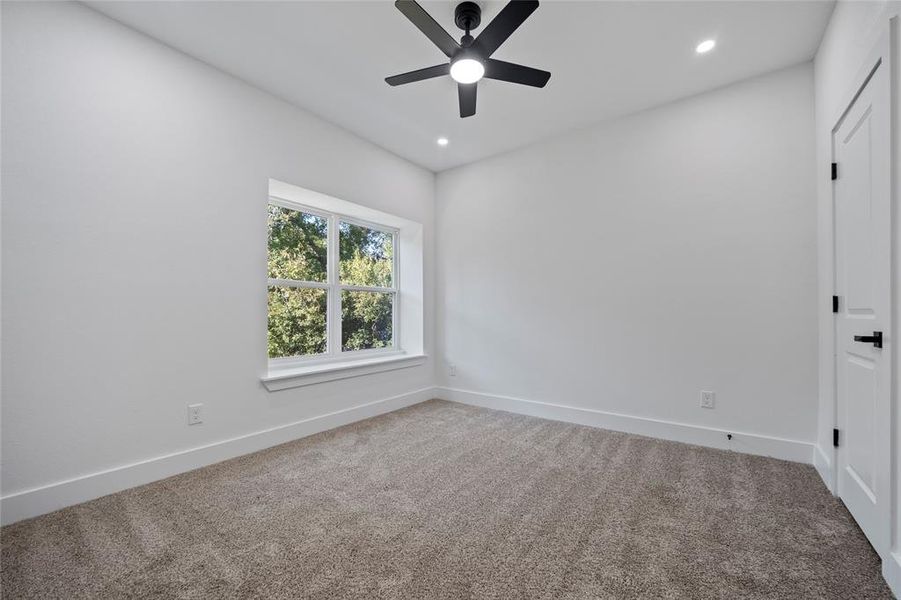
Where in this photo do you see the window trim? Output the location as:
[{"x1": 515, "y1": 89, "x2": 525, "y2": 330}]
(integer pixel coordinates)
[
  {"x1": 261, "y1": 352, "x2": 427, "y2": 391},
  {"x1": 267, "y1": 197, "x2": 400, "y2": 369}
]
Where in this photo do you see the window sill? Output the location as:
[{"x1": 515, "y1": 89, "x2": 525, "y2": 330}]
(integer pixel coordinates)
[{"x1": 261, "y1": 353, "x2": 427, "y2": 391}]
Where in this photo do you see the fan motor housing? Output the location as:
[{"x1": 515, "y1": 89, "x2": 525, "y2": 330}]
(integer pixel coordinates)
[{"x1": 454, "y1": 2, "x2": 481, "y2": 32}]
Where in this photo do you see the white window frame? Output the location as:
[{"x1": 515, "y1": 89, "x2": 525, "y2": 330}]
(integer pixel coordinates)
[
  {"x1": 262, "y1": 179, "x2": 426, "y2": 391},
  {"x1": 267, "y1": 197, "x2": 401, "y2": 369}
]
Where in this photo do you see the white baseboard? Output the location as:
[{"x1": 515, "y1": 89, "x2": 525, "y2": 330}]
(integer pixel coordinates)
[
  {"x1": 884, "y1": 551, "x2": 901, "y2": 599},
  {"x1": 813, "y1": 444, "x2": 835, "y2": 494},
  {"x1": 1, "y1": 386, "x2": 437, "y2": 526},
  {"x1": 438, "y1": 387, "x2": 814, "y2": 464}
]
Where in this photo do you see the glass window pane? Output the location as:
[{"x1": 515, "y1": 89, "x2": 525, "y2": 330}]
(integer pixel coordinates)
[
  {"x1": 339, "y1": 222, "x2": 393, "y2": 287},
  {"x1": 268, "y1": 286, "x2": 327, "y2": 358},
  {"x1": 268, "y1": 205, "x2": 327, "y2": 282},
  {"x1": 341, "y1": 290, "x2": 393, "y2": 351}
]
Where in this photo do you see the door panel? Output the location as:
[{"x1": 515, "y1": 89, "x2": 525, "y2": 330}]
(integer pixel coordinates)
[
  {"x1": 840, "y1": 110, "x2": 874, "y2": 314},
  {"x1": 833, "y1": 58, "x2": 891, "y2": 556},
  {"x1": 844, "y1": 354, "x2": 875, "y2": 498}
]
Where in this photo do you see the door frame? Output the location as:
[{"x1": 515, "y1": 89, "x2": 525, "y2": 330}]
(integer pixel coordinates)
[{"x1": 826, "y1": 17, "x2": 896, "y2": 572}]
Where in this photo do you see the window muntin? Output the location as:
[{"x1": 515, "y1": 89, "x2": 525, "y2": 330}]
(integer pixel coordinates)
[{"x1": 267, "y1": 200, "x2": 398, "y2": 362}]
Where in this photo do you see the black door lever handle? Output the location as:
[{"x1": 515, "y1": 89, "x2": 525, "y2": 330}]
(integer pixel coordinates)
[{"x1": 853, "y1": 331, "x2": 883, "y2": 348}]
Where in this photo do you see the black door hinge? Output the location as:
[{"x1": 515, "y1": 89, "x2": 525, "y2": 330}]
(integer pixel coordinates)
[
  {"x1": 831, "y1": 162, "x2": 838, "y2": 180},
  {"x1": 832, "y1": 295, "x2": 839, "y2": 313},
  {"x1": 833, "y1": 428, "x2": 840, "y2": 447}
]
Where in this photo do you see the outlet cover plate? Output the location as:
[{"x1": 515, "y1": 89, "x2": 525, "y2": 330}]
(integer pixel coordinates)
[{"x1": 188, "y1": 403, "x2": 203, "y2": 425}]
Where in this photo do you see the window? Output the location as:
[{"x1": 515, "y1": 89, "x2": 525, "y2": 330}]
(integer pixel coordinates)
[
  {"x1": 268, "y1": 201, "x2": 398, "y2": 362},
  {"x1": 263, "y1": 179, "x2": 425, "y2": 391}
]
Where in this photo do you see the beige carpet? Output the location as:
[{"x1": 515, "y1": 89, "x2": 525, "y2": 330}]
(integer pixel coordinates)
[{"x1": 1, "y1": 400, "x2": 893, "y2": 599}]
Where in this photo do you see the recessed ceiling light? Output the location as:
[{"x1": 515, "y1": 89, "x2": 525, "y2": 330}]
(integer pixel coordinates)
[
  {"x1": 696, "y1": 39, "x2": 716, "y2": 54},
  {"x1": 437, "y1": 137, "x2": 449, "y2": 147}
]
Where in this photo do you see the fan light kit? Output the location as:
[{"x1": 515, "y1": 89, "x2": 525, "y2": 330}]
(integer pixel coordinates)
[
  {"x1": 450, "y1": 57, "x2": 484, "y2": 84},
  {"x1": 386, "y1": 0, "x2": 551, "y2": 118},
  {"x1": 696, "y1": 39, "x2": 716, "y2": 54}
]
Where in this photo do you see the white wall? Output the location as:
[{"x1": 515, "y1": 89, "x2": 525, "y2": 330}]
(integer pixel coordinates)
[
  {"x1": 436, "y1": 63, "x2": 818, "y2": 456},
  {"x1": 812, "y1": 1, "x2": 901, "y2": 594},
  {"x1": 0, "y1": 1, "x2": 435, "y2": 522}
]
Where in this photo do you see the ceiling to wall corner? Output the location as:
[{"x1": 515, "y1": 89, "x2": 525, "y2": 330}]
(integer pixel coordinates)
[{"x1": 86, "y1": 1, "x2": 835, "y2": 172}]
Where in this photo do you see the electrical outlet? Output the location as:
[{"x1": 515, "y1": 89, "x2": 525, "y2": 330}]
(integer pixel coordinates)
[
  {"x1": 700, "y1": 391, "x2": 715, "y2": 409},
  {"x1": 448, "y1": 364, "x2": 457, "y2": 377},
  {"x1": 187, "y1": 403, "x2": 203, "y2": 425}
]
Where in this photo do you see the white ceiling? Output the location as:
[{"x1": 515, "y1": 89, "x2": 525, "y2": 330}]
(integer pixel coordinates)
[{"x1": 87, "y1": 1, "x2": 835, "y2": 172}]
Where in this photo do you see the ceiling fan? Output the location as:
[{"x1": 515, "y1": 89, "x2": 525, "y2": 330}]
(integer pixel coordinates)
[{"x1": 386, "y1": 0, "x2": 551, "y2": 118}]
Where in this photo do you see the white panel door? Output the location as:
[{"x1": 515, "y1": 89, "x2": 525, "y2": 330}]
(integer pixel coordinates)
[{"x1": 833, "y1": 59, "x2": 891, "y2": 556}]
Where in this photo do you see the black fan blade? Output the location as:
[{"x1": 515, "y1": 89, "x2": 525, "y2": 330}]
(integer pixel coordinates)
[
  {"x1": 471, "y1": 0, "x2": 539, "y2": 58},
  {"x1": 395, "y1": 0, "x2": 460, "y2": 58},
  {"x1": 386, "y1": 63, "x2": 450, "y2": 86},
  {"x1": 484, "y1": 59, "x2": 550, "y2": 88},
  {"x1": 458, "y1": 83, "x2": 477, "y2": 118}
]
